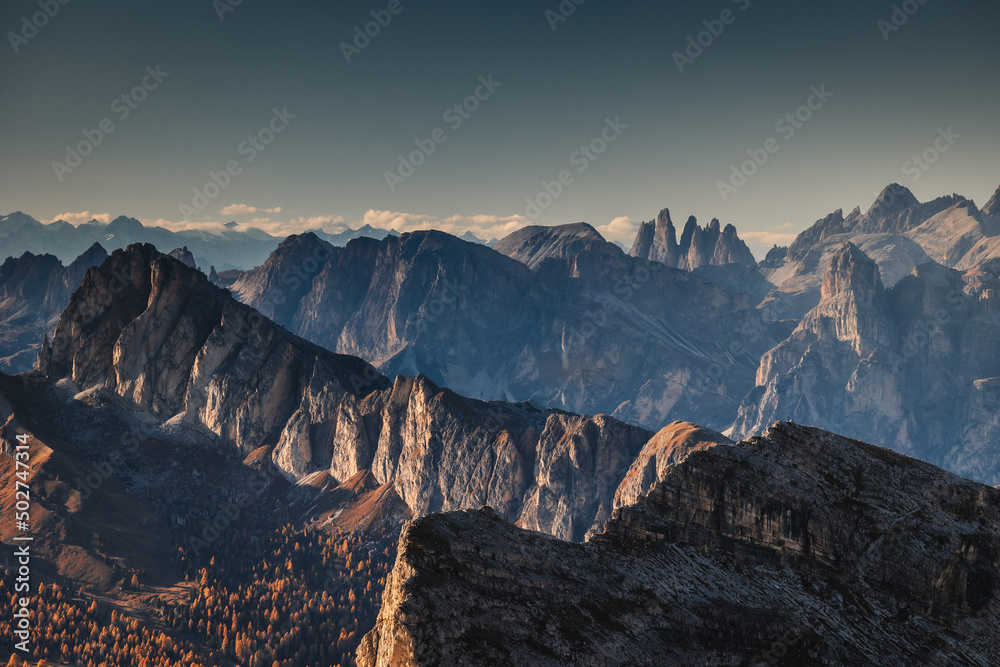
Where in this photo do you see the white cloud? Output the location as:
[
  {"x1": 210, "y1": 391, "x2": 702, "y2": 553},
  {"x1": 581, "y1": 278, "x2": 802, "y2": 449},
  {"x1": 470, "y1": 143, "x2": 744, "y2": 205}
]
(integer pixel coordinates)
[
  {"x1": 219, "y1": 204, "x2": 283, "y2": 216},
  {"x1": 739, "y1": 231, "x2": 799, "y2": 246},
  {"x1": 595, "y1": 216, "x2": 637, "y2": 244},
  {"x1": 122, "y1": 209, "x2": 571, "y2": 246},
  {"x1": 47, "y1": 211, "x2": 112, "y2": 225},
  {"x1": 287, "y1": 215, "x2": 347, "y2": 232},
  {"x1": 137, "y1": 214, "x2": 350, "y2": 238},
  {"x1": 363, "y1": 210, "x2": 529, "y2": 241}
]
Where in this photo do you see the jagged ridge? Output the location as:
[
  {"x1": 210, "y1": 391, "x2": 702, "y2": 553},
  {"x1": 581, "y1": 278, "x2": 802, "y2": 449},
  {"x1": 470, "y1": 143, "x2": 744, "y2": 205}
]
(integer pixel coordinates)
[{"x1": 358, "y1": 422, "x2": 1000, "y2": 666}]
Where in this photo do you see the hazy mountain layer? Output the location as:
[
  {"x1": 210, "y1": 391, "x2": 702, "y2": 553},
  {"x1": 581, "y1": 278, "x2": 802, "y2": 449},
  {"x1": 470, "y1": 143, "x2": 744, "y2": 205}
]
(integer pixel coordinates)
[
  {"x1": 734, "y1": 242, "x2": 1000, "y2": 484},
  {"x1": 0, "y1": 244, "x2": 108, "y2": 373},
  {"x1": 229, "y1": 231, "x2": 780, "y2": 432},
  {"x1": 0, "y1": 211, "x2": 397, "y2": 271}
]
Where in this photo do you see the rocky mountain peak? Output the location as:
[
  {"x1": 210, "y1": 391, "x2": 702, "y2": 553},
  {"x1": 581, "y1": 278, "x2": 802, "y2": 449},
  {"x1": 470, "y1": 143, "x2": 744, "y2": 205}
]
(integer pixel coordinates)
[
  {"x1": 613, "y1": 421, "x2": 732, "y2": 509},
  {"x1": 493, "y1": 222, "x2": 609, "y2": 270},
  {"x1": 985, "y1": 183, "x2": 1000, "y2": 217},
  {"x1": 629, "y1": 209, "x2": 755, "y2": 270},
  {"x1": 229, "y1": 232, "x2": 335, "y2": 322},
  {"x1": 107, "y1": 215, "x2": 145, "y2": 233},
  {"x1": 0, "y1": 211, "x2": 41, "y2": 234},
  {"x1": 70, "y1": 242, "x2": 109, "y2": 267},
  {"x1": 822, "y1": 241, "x2": 883, "y2": 301},
  {"x1": 786, "y1": 208, "x2": 847, "y2": 260},
  {"x1": 167, "y1": 246, "x2": 197, "y2": 268},
  {"x1": 867, "y1": 182, "x2": 920, "y2": 219}
]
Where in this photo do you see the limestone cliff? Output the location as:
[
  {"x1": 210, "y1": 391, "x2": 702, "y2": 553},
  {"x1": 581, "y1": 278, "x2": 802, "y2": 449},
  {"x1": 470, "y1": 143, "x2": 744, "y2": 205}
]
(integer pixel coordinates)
[
  {"x1": 628, "y1": 208, "x2": 756, "y2": 270},
  {"x1": 358, "y1": 422, "x2": 1000, "y2": 666},
  {"x1": 734, "y1": 242, "x2": 1000, "y2": 484},
  {"x1": 37, "y1": 244, "x2": 654, "y2": 541},
  {"x1": 229, "y1": 230, "x2": 776, "y2": 432}
]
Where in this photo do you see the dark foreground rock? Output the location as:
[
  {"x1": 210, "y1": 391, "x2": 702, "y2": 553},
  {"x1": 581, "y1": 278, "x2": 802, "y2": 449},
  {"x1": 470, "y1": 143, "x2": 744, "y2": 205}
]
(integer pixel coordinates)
[{"x1": 358, "y1": 422, "x2": 1000, "y2": 666}]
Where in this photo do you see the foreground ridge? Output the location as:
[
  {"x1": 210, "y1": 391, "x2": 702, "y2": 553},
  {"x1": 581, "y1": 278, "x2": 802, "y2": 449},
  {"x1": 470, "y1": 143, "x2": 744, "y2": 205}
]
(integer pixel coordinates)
[{"x1": 358, "y1": 422, "x2": 1000, "y2": 666}]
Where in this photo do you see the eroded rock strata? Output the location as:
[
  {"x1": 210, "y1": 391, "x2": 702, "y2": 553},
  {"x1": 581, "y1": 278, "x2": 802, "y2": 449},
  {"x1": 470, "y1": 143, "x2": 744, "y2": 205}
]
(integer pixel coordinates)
[
  {"x1": 358, "y1": 422, "x2": 1000, "y2": 666},
  {"x1": 37, "y1": 244, "x2": 653, "y2": 541}
]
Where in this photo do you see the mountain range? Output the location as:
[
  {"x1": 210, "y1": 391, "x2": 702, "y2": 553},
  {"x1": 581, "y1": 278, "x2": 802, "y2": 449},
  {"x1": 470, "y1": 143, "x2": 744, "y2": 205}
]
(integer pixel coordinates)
[
  {"x1": 5, "y1": 181, "x2": 1000, "y2": 488},
  {"x1": 223, "y1": 228, "x2": 779, "y2": 433},
  {"x1": 0, "y1": 212, "x2": 398, "y2": 271},
  {"x1": 2, "y1": 209, "x2": 999, "y2": 663}
]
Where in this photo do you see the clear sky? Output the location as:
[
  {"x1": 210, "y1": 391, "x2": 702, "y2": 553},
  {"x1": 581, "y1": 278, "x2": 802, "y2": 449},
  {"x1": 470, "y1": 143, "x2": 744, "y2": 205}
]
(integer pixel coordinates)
[{"x1": 1, "y1": 0, "x2": 997, "y2": 257}]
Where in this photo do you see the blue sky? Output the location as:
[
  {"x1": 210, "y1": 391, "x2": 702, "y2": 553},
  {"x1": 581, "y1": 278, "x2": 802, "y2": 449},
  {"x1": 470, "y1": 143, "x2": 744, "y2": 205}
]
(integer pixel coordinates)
[{"x1": 1, "y1": 0, "x2": 997, "y2": 257}]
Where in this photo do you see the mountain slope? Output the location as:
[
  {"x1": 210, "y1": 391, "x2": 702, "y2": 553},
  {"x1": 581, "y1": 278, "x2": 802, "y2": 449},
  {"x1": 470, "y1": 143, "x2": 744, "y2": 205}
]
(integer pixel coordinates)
[
  {"x1": 0, "y1": 244, "x2": 108, "y2": 373},
  {"x1": 493, "y1": 222, "x2": 609, "y2": 270},
  {"x1": 36, "y1": 244, "x2": 655, "y2": 541},
  {"x1": 762, "y1": 188, "x2": 993, "y2": 319},
  {"x1": 358, "y1": 422, "x2": 1000, "y2": 666},
  {"x1": 230, "y1": 230, "x2": 778, "y2": 432},
  {"x1": 734, "y1": 242, "x2": 1000, "y2": 484}
]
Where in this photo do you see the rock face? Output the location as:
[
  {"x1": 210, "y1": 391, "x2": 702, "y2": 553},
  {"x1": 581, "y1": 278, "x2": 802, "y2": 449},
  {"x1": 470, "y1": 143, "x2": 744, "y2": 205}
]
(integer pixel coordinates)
[
  {"x1": 982, "y1": 183, "x2": 1000, "y2": 218},
  {"x1": 37, "y1": 244, "x2": 655, "y2": 540},
  {"x1": 612, "y1": 421, "x2": 731, "y2": 510},
  {"x1": 764, "y1": 186, "x2": 995, "y2": 320},
  {"x1": 167, "y1": 246, "x2": 197, "y2": 268},
  {"x1": 230, "y1": 230, "x2": 777, "y2": 432},
  {"x1": 492, "y1": 222, "x2": 610, "y2": 270},
  {"x1": 0, "y1": 243, "x2": 108, "y2": 373},
  {"x1": 357, "y1": 422, "x2": 1000, "y2": 667},
  {"x1": 734, "y1": 242, "x2": 1000, "y2": 484},
  {"x1": 628, "y1": 208, "x2": 756, "y2": 270}
]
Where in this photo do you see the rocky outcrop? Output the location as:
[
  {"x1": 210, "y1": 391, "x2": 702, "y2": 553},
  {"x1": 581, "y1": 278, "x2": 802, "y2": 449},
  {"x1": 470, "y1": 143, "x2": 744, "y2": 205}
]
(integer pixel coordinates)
[
  {"x1": 734, "y1": 242, "x2": 1000, "y2": 484},
  {"x1": 628, "y1": 208, "x2": 756, "y2": 270},
  {"x1": 493, "y1": 222, "x2": 609, "y2": 270},
  {"x1": 36, "y1": 244, "x2": 655, "y2": 540},
  {"x1": 786, "y1": 186, "x2": 966, "y2": 263},
  {"x1": 985, "y1": 184, "x2": 1000, "y2": 217},
  {"x1": 612, "y1": 421, "x2": 731, "y2": 509},
  {"x1": 167, "y1": 246, "x2": 197, "y2": 268},
  {"x1": 230, "y1": 230, "x2": 777, "y2": 432},
  {"x1": 763, "y1": 189, "x2": 991, "y2": 320},
  {"x1": 229, "y1": 232, "x2": 343, "y2": 329},
  {"x1": 0, "y1": 244, "x2": 108, "y2": 373},
  {"x1": 358, "y1": 422, "x2": 1000, "y2": 666}
]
